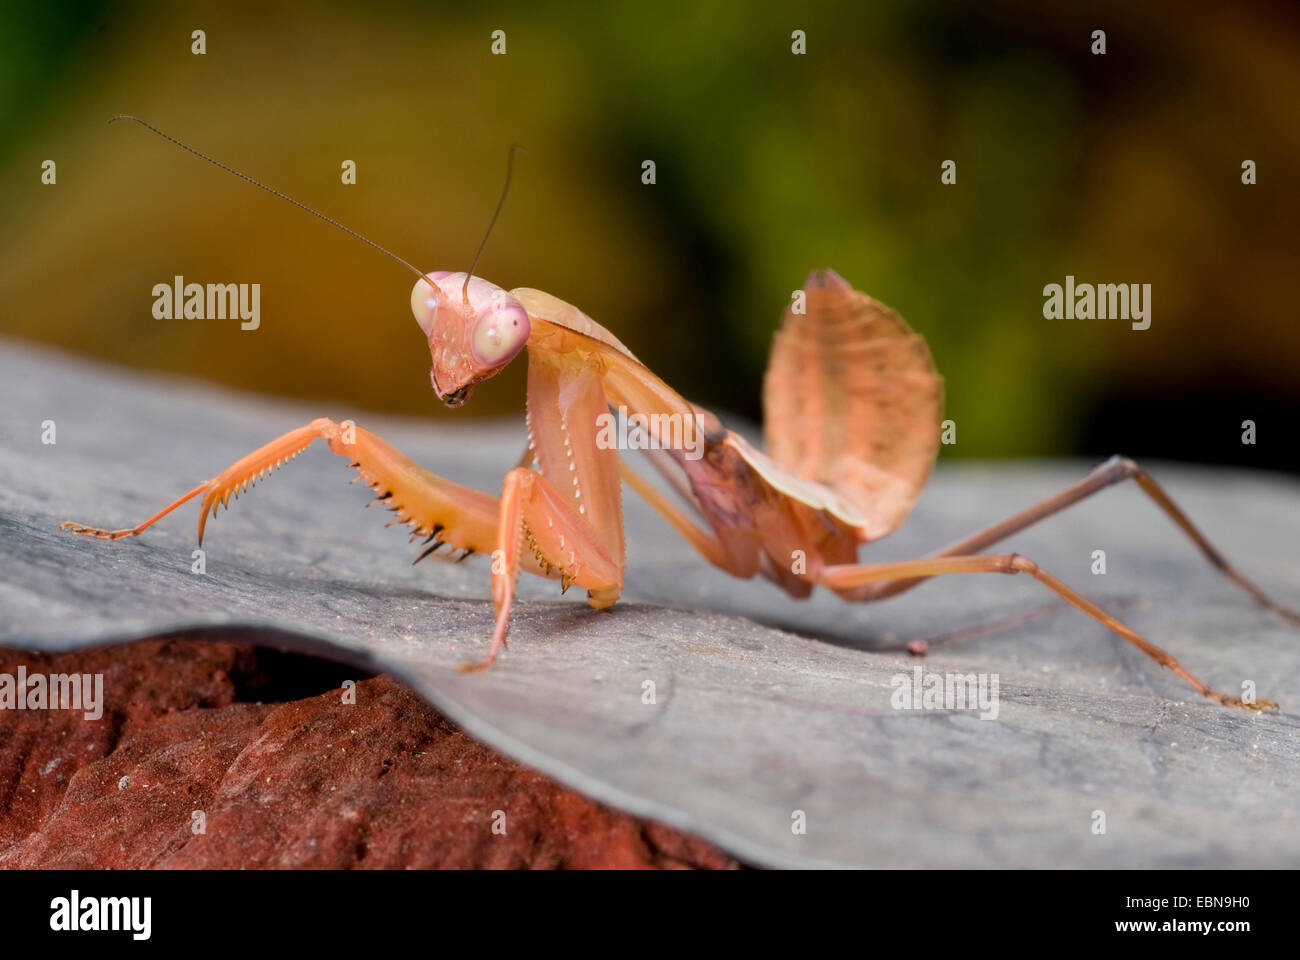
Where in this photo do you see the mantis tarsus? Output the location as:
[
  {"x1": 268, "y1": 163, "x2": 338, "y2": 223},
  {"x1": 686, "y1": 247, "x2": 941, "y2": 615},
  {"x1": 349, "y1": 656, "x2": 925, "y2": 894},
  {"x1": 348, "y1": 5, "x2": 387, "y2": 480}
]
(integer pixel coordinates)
[{"x1": 62, "y1": 117, "x2": 1299, "y2": 709}]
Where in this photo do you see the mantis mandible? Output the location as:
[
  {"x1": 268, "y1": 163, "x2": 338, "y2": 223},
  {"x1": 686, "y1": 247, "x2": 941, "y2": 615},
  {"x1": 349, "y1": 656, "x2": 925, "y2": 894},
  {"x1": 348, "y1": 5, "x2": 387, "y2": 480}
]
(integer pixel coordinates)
[{"x1": 62, "y1": 117, "x2": 1299, "y2": 708}]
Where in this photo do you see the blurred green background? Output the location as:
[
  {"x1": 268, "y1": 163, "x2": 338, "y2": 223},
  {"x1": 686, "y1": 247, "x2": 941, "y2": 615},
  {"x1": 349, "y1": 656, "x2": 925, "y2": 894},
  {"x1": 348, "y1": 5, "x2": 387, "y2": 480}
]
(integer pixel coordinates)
[{"x1": 3, "y1": 0, "x2": 1298, "y2": 468}]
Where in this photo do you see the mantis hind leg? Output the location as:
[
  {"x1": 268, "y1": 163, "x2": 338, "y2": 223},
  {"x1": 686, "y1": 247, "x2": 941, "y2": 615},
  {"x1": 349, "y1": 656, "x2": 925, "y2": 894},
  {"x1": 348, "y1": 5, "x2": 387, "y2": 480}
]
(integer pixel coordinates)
[
  {"x1": 818, "y1": 553, "x2": 1276, "y2": 710},
  {"x1": 842, "y1": 455, "x2": 1300, "y2": 627},
  {"x1": 60, "y1": 417, "x2": 502, "y2": 557}
]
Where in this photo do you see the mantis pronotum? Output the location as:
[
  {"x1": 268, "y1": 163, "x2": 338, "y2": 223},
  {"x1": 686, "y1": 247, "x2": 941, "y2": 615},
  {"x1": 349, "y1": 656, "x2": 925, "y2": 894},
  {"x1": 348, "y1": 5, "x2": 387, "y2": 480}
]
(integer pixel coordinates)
[{"x1": 62, "y1": 117, "x2": 1298, "y2": 707}]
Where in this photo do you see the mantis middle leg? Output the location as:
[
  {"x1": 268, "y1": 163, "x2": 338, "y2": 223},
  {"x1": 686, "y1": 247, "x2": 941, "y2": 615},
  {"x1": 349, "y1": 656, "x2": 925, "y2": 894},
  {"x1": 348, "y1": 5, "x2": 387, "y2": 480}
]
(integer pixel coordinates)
[{"x1": 61, "y1": 418, "x2": 504, "y2": 576}]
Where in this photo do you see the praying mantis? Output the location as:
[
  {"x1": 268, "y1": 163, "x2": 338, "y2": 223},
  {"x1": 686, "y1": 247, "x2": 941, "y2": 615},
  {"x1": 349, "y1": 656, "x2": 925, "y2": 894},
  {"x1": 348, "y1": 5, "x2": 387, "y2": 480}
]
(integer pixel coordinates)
[{"x1": 62, "y1": 117, "x2": 1298, "y2": 708}]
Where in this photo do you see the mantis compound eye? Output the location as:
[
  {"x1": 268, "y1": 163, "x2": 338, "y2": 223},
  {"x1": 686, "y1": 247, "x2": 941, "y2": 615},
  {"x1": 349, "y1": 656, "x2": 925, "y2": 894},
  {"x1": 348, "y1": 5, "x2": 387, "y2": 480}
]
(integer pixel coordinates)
[
  {"x1": 471, "y1": 301, "x2": 530, "y2": 367},
  {"x1": 411, "y1": 273, "x2": 451, "y2": 338}
]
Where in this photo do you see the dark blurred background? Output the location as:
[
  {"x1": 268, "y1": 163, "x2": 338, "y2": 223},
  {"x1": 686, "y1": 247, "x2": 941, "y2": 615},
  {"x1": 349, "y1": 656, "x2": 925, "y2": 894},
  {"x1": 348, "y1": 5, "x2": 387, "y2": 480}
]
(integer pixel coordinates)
[{"x1": 2, "y1": 0, "x2": 1297, "y2": 468}]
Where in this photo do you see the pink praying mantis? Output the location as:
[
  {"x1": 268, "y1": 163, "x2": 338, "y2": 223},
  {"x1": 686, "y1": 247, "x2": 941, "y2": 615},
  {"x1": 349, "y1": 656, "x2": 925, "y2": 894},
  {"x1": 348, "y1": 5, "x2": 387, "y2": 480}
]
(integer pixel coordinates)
[{"x1": 62, "y1": 117, "x2": 1298, "y2": 708}]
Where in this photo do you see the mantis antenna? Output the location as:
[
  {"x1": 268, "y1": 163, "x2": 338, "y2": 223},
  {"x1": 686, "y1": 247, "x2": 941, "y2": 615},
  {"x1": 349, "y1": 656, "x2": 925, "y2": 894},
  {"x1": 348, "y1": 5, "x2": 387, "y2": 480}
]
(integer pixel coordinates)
[
  {"x1": 108, "y1": 114, "x2": 435, "y2": 290},
  {"x1": 462, "y1": 144, "x2": 525, "y2": 305}
]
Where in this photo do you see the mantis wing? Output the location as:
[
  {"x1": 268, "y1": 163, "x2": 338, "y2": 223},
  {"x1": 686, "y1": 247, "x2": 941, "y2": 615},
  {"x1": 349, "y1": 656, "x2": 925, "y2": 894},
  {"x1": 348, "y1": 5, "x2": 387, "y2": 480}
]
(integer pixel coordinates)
[{"x1": 763, "y1": 269, "x2": 944, "y2": 541}]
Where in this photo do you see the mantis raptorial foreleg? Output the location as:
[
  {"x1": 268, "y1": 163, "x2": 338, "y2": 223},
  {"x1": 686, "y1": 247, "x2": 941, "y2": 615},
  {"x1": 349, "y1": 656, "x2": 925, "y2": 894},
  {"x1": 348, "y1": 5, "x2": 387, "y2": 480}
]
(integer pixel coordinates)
[
  {"x1": 472, "y1": 466, "x2": 624, "y2": 672},
  {"x1": 817, "y1": 553, "x2": 1274, "y2": 709},
  {"x1": 468, "y1": 340, "x2": 631, "y2": 671},
  {"x1": 62, "y1": 417, "x2": 502, "y2": 559}
]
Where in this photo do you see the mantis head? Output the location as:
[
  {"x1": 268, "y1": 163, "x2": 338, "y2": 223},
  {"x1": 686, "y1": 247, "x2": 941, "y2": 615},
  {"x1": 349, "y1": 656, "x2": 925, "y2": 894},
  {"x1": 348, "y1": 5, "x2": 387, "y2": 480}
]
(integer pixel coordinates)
[
  {"x1": 102, "y1": 118, "x2": 533, "y2": 410},
  {"x1": 412, "y1": 272, "x2": 531, "y2": 407}
]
